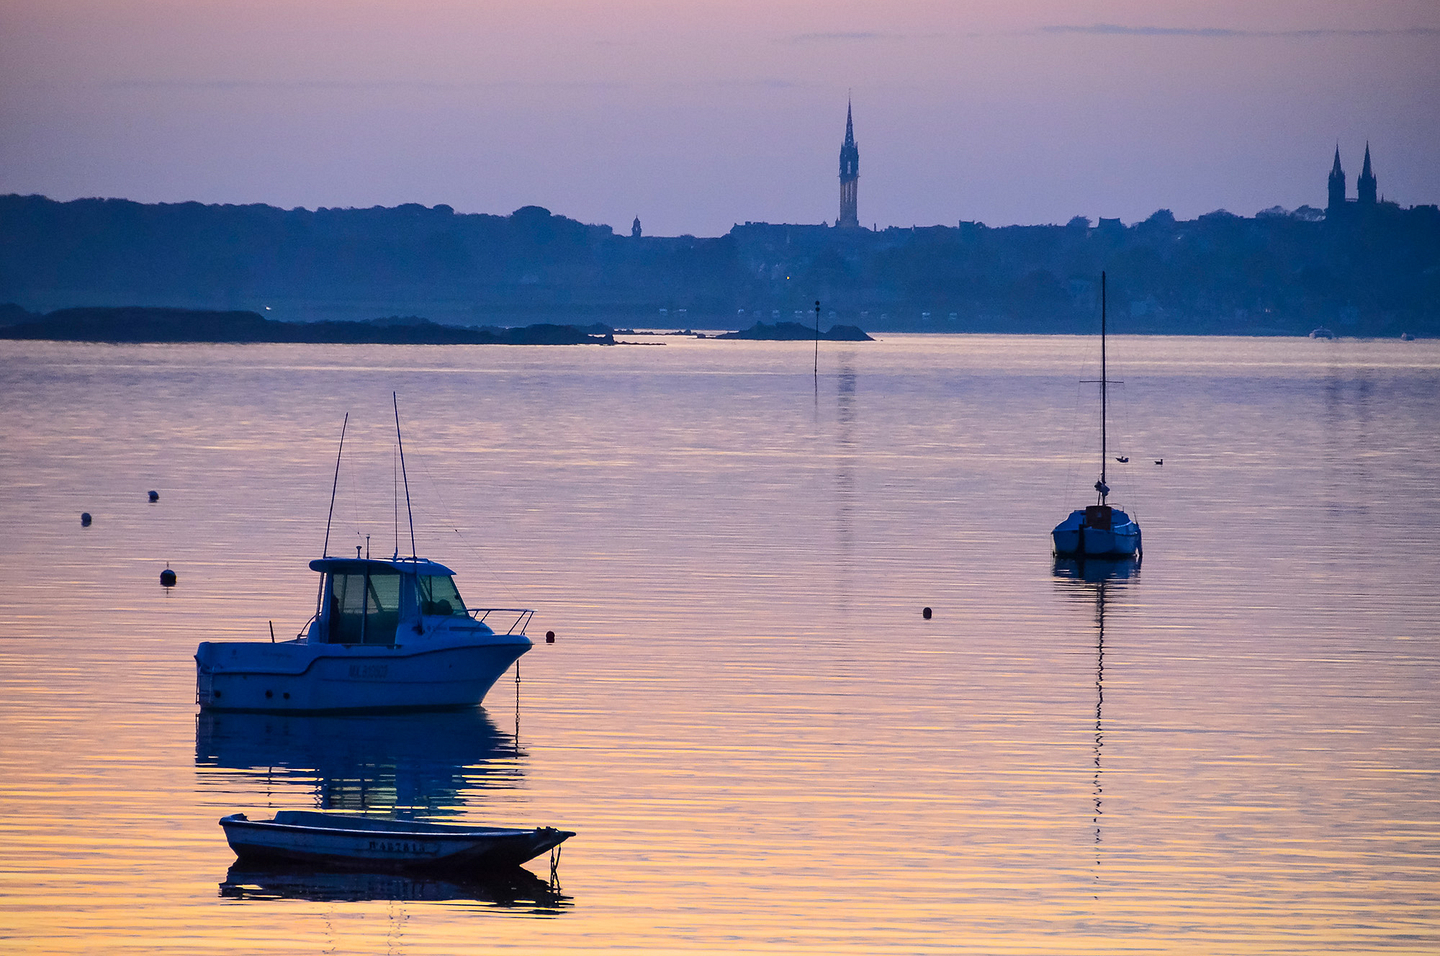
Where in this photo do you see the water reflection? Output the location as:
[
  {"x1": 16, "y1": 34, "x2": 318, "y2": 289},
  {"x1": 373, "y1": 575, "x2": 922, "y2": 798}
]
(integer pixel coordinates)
[
  {"x1": 1051, "y1": 557, "x2": 1139, "y2": 585},
  {"x1": 1053, "y1": 558, "x2": 1136, "y2": 896},
  {"x1": 834, "y1": 363, "x2": 858, "y2": 610},
  {"x1": 219, "y1": 862, "x2": 570, "y2": 910},
  {"x1": 196, "y1": 707, "x2": 522, "y2": 819},
  {"x1": 1322, "y1": 368, "x2": 1374, "y2": 522}
]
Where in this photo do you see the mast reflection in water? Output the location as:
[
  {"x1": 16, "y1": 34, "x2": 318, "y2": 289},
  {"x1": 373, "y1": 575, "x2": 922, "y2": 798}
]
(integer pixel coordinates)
[{"x1": 1053, "y1": 557, "x2": 1137, "y2": 897}]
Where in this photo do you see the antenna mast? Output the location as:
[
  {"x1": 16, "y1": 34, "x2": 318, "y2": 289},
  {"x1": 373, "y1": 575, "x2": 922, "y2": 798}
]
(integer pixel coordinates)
[
  {"x1": 322, "y1": 413, "x2": 348, "y2": 557},
  {"x1": 814, "y1": 300, "x2": 821, "y2": 380},
  {"x1": 394, "y1": 393, "x2": 417, "y2": 559}
]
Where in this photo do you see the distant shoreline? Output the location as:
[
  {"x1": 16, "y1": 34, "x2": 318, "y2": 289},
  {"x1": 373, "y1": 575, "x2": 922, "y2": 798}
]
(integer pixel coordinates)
[
  {"x1": 5, "y1": 195, "x2": 1436, "y2": 338},
  {"x1": 0, "y1": 306, "x2": 881, "y2": 345}
]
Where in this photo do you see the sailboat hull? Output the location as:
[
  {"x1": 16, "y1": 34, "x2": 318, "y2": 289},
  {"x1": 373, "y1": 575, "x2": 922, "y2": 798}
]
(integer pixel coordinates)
[{"x1": 1051, "y1": 509, "x2": 1141, "y2": 559}]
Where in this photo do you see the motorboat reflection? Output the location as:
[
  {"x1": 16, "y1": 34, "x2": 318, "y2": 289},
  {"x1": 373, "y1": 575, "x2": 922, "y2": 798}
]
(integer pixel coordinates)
[
  {"x1": 196, "y1": 707, "x2": 521, "y2": 817},
  {"x1": 220, "y1": 861, "x2": 571, "y2": 910}
]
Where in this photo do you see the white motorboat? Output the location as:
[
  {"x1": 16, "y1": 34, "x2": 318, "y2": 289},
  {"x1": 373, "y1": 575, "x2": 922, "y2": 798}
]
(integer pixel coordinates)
[
  {"x1": 1052, "y1": 273, "x2": 1143, "y2": 561},
  {"x1": 195, "y1": 395, "x2": 534, "y2": 713},
  {"x1": 219, "y1": 811, "x2": 573, "y2": 871},
  {"x1": 195, "y1": 556, "x2": 532, "y2": 713}
]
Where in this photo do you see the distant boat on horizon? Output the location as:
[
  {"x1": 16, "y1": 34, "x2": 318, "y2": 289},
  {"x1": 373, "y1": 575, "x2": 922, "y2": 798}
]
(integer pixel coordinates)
[{"x1": 1052, "y1": 273, "x2": 1142, "y2": 561}]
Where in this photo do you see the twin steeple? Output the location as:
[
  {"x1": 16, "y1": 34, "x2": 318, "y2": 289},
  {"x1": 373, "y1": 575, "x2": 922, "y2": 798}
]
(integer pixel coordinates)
[{"x1": 1329, "y1": 143, "x2": 1380, "y2": 217}]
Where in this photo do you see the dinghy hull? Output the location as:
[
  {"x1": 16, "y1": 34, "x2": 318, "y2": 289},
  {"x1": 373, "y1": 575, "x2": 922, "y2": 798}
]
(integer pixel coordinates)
[{"x1": 220, "y1": 811, "x2": 573, "y2": 872}]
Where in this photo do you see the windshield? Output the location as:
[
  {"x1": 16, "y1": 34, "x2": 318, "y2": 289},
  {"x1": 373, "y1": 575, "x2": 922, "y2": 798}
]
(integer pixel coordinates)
[
  {"x1": 325, "y1": 569, "x2": 401, "y2": 644},
  {"x1": 417, "y1": 575, "x2": 468, "y2": 617}
]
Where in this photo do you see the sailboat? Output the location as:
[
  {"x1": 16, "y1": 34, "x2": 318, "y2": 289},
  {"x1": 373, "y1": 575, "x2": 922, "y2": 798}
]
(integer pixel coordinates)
[{"x1": 1051, "y1": 273, "x2": 1142, "y2": 560}]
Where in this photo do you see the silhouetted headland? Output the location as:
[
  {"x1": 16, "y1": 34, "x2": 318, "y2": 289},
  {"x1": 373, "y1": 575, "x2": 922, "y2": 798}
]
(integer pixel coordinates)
[{"x1": 0, "y1": 306, "x2": 616, "y2": 345}]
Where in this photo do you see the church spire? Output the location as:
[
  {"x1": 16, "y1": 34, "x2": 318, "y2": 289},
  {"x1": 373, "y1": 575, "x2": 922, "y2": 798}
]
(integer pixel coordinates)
[
  {"x1": 837, "y1": 97, "x2": 860, "y2": 228},
  {"x1": 1327, "y1": 144, "x2": 1347, "y2": 217},
  {"x1": 1358, "y1": 142, "x2": 1377, "y2": 204}
]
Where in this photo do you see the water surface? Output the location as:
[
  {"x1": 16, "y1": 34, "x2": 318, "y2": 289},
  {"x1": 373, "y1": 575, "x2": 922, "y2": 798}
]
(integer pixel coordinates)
[{"x1": 1, "y1": 335, "x2": 1438, "y2": 954}]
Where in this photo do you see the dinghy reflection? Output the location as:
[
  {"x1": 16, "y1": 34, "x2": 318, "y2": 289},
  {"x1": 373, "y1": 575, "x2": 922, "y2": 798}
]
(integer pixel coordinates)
[
  {"x1": 219, "y1": 861, "x2": 570, "y2": 910},
  {"x1": 196, "y1": 707, "x2": 522, "y2": 817}
]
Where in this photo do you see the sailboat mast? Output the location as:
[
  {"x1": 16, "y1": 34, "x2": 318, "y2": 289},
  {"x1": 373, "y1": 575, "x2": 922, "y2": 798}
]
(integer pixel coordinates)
[{"x1": 1100, "y1": 271, "x2": 1108, "y2": 491}]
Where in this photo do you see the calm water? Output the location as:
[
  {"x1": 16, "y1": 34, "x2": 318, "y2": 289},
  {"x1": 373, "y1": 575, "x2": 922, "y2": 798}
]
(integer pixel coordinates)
[{"x1": 1, "y1": 335, "x2": 1438, "y2": 954}]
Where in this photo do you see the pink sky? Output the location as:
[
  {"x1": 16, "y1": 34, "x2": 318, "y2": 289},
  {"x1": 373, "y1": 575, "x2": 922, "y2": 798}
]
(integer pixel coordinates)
[{"x1": 2, "y1": 0, "x2": 1437, "y2": 234}]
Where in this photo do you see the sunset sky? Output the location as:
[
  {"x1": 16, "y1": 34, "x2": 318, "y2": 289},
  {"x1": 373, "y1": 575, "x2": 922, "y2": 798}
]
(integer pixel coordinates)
[{"x1": 2, "y1": 0, "x2": 1437, "y2": 235}]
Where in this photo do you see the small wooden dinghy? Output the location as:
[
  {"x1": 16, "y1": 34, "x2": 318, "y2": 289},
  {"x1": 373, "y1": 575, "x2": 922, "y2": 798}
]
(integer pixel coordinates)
[{"x1": 220, "y1": 811, "x2": 574, "y2": 872}]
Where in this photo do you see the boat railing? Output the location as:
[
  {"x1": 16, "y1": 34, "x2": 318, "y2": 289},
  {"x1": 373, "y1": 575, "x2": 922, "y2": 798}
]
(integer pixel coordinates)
[{"x1": 469, "y1": 607, "x2": 534, "y2": 636}]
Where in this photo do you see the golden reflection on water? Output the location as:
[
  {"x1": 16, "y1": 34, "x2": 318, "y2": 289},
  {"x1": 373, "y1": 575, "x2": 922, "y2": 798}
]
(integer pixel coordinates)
[{"x1": 1, "y1": 336, "x2": 1439, "y2": 953}]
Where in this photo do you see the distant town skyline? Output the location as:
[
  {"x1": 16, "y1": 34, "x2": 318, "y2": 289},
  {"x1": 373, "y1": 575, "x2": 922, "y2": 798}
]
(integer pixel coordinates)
[{"x1": 1, "y1": 1, "x2": 1437, "y2": 236}]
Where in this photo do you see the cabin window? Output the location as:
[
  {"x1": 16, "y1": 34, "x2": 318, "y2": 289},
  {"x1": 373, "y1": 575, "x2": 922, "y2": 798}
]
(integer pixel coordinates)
[
  {"x1": 418, "y1": 575, "x2": 468, "y2": 617},
  {"x1": 326, "y1": 569, "x2": 401, "y2": 644}
]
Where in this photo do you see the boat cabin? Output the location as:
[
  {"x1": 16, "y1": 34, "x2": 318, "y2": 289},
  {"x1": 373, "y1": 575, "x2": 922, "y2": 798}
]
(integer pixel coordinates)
[{"x1": 308, "y1": 557, "x2": 483, "y2": 645}]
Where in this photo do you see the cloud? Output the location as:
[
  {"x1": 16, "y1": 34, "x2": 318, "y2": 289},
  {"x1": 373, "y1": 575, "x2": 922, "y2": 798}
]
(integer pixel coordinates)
[
  {"x1": 101, "y1": 79, "x2": 630, "y2": 92},
  {"x1": 1036, "y1": 24, "x2": 1440, "y2": 39},
  {"x1": 100, "y1": 77, "x2": 798, "y2": 93},
  {"x1": 782, "y1": 32, "x2": 889, "y2": 44}
]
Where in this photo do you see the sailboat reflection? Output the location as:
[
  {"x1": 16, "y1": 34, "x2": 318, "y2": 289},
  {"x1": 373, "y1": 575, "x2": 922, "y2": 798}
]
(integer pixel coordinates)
[
  {"x1": 1053, "y1": 557, "x2": 1136, "y2": 895},
  {"x1": 196, "y1": 707, "x2": 523, "y2": 818}
]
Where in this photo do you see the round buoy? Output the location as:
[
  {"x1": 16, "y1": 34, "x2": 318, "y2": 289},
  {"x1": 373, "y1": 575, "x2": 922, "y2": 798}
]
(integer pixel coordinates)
[
  {"x1": 545, "y1": 630, "x2": 555, "y2": 644},
  {"x1": 160, "y1": 568, "x2": 177, "y2": 588},
  {"x1": 148, "y1": 490, "x2": 159, "y2": 502},
  {"x1": 922, "y1": 606, "x2": 932, "y2": 620},
  {"x1": 80, "y1": 512, "x2": 92, "y2": 526}
]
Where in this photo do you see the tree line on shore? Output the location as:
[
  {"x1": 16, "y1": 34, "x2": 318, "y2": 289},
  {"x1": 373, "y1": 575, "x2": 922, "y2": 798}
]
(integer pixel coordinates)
[{"x1": 1, "y1": 194, "x2": 1436, "y2": 336}]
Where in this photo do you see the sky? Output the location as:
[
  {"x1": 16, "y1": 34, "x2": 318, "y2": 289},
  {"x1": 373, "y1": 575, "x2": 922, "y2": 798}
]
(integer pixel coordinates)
[{"x1": 1, "y1": 0, "x2": 1438, "y2": 236}]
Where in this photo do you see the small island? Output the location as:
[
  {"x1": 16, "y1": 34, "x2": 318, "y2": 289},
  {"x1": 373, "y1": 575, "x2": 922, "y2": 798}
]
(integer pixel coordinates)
[{"x1": 715, "y1": 321, "x2": 873, "y2": 342}]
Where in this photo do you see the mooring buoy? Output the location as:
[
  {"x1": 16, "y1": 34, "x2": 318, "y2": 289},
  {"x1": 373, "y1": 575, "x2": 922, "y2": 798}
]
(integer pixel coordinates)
[
  {"x1": 148, "y1": 490, "x2": 159, "y2": 502},
  {"x1": 545, "y1": 630, "x2": 555, "y2": 643},
  {"x1": 922, "y1": 606, "x2": 932, "y2": 620},
  {"x1": 160, "y1": 567, "x2": 177, "y2": 588},
  {"x1": 80, "y1": 512, "x2": 92, "y2": 527}
]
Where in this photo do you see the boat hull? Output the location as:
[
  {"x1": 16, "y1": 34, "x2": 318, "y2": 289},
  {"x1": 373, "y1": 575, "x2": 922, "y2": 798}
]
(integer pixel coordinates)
[
  {"x1": 196, "y1": 639, "x2": 529, "y2": 714},
  {"x1": 1051, "y1": 508, "x2": 1142, "y2": 559},
  {"x1": 220, "y1": 812, "x2": 572, "y2": 872}
]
